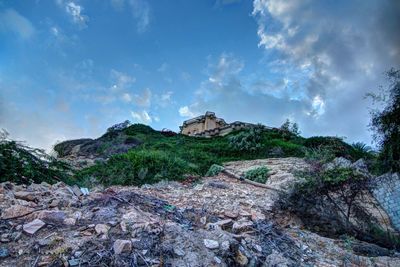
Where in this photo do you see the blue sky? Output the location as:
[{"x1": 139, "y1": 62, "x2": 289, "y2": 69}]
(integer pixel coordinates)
[{"x1": 0, "y1": 0, "x2": 399, "y2": 150}]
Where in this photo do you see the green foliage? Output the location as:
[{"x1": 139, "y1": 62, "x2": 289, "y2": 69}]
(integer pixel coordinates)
[
  {"x1": 350, "y1": 142, "x2": 374, "y2": 160},
  {"x1": 304, "y1": 136, "x2": 354, "y2": 159},
  {"x1": 67, "y1": 123, "x2": 361, "y2": 187},
  {"x1": 244, "y1": 166, "x2": 270, "y2": 184},
  {"x1": 0, "y1": 132, "x2": 72, "y2": 185},
  {"x1": 228, "y1": 125, "x2": 263, "y2": 152},
  {"x1": 206, "y1": 164, "x2": 225, "y2": 176},
  {"x1": 369, "y1": 68, "x2": 400, "y2": 172},
  {"x1": 280, "y1": 119, "x2": 301, "y2": 140},
  {"x1": 304, "y1": 147, "x2": 336, "y2": 164},
  {"x1": 75, "y1": 149, "x2": 197, "y2": 186}
]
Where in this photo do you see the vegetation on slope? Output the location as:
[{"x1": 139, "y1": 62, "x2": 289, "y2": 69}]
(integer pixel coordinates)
[{"x1": 70, "y1": 123, "x2": 372, "y2": 187}]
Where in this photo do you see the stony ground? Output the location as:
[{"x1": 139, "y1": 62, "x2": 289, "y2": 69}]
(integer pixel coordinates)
[{"x1": 0, "y1": 158, "x2": 399, "y2": 266}]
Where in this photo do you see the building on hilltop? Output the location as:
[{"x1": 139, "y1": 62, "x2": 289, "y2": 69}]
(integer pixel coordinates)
[{"x1": 179, "y1": 111, "x2": 255, "y2": 137}]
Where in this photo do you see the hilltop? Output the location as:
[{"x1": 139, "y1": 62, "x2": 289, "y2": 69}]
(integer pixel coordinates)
[{"x1": 53, "y1": 122, "x2": 365, "y2": 187}]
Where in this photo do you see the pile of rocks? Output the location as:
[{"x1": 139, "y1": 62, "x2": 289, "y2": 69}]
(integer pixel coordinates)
[{"x1": 0, "y1": 157, "x2": 399, "y2": 266}]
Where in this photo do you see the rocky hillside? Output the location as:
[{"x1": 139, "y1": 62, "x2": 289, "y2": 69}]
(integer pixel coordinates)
[{"x1": 1, "y1": 158, "x2": 399, "y2": 266}]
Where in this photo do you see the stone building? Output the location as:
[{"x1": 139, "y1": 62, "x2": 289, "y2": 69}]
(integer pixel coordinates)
[{"x1": 179, "y1": 111, "x2": 255, "y2": 137}]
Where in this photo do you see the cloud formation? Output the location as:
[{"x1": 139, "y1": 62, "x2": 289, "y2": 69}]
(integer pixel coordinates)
[
  {"x1": 179, "y1": 0, "x2": 400, "y2": 144},
  {"x1": 131, "y1": 110, "x2": 153, "y2": 124},
  {"x1": 57, "y1": 0, "x2": 89, "y2": 28}
]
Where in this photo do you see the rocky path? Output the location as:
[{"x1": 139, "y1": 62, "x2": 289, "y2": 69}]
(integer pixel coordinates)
[{"x1": 0, "y1": 158, "x2": 399, "y2": 266}]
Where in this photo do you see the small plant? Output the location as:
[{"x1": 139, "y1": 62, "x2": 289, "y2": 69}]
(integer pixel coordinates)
[
  {"x1": 244, "y1": 166, "x2": 270, "y2": 184},
  {"x1": 206, "y1": 164, "x2": 225, "y2": 176}
]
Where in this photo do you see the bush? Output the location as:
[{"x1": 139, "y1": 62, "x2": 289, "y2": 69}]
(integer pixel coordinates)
[
  {"x1": 228, "y1": 126, "x2": 263, "y2": 152},
  {"x1": 206, "y1": 164, "x2": 224, "y2": 176},
  {"x1": 369, "y1": 68, "x2": 400, "y2": 172},
  {"x1": 0, "y1": 133, "x2": 72, "y2": 185},
  {"x1": 75, "y1": 149, "x2": 198, "y2": 186},
  {"x1": 351, "y1": 142, "x2": 375, "y2": 161},
  {"x1": 304, "y1": 136, "x2": 353, "y2": 158},
  {"x1": 244, "y1": 166, "x2": 270, "y2": 184}
]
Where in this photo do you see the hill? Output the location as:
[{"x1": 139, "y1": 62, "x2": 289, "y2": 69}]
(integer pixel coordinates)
[{"x1": 53, "y1": 123, "x2": 366, "y2": 187}]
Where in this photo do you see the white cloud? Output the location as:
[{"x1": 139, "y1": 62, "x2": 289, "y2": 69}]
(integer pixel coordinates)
[
  {"x1": 0, "y1": 9, "x2": 35, "y2": 39},
  {"x1": 58, "y1": 1, "x2": 89, "y2": 28},
  {"x1": 131, "y1": 110, "x2": 152, "y2": 124},
  {"x1": 250, "y1": 0, "x2": 400, "y2": 143},
  {"x1": 179, "y1": 106, "x2": 197, "y2": 118},
  {"x1": 129, "y1": 0, "x2": 151, "y2": 33}
]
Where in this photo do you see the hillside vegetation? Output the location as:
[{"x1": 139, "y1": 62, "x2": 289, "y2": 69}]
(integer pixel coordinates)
[{"x1": 53, "y1": 123, "x2": 373, "y2": 187}]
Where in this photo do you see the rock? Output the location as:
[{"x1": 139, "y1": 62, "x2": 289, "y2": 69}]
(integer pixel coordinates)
[
  {"x1": 68, "y1": 259, "x2": 80, "y2": 266},
  {"x1": 95, "y1": 224, "x2": 110, "y2": 235},
  {"x1": 324, "y1": 157, "x2": 352, "y2": 170},
  {"x1": 23, "y1": 219, "x2": 46, "y2": 235},
  {"x1": 1, "y1": 205, "x2": 34, "y2": 219},
  {"x1": 352, "y1": 243, "x2": 391, "y2": 257},
  {"x1": 0, "y1": 247, "x2": 9, "y2": 258},
  {"x1": 214, "y1": 256, "x2": 222, "y2": 264},
  {"x1": 48, "y1": 199, "x2": 60, "y2": 208},
  {"x1": 235, "y1": 249, "x2": 248, "y2": 266},
  {"x1": 38, "y1": 239, "x2": 51, "y2": 247},
  {"x1": 250, "y1": 210, "x2": 266, "y2": 221},
  {"x1": 203, "y1": 239, "x2": 219, "y2": 249},
  {"x1": 232, "y1": 219, "x2": 253, "y2": 233},
  {"x1": 74, "y1": 251, "x2": 83, "y2": 257},
  {"x1": 113, "y1": 239, "x2": 132, "y2": 254},
  {"x1": 264, "y1": 250, "x2": 291, "y2": 267},
  {"x1": 224, "y1": 210, "x2": 238, "y2": 219},
  {"x1": 352, "y1": 159, "x2": 369, "y2": 173},
  {"x1": 207, "y1": 181, "x2": 229, "y2": 189},
  {"x1": 14, "y1": 191, "x2": 37, "y2": 202},
  {"x1": 173, "y1": 247, "x2": 186, "y2": 256},
  {"x1": 37, "y1": 210, "x2": 66, "y2": 224},
  {"x1": 64, "y1": 218, "x2": 76, "y2": 226},
  {"x1": 221, "y1": 241, "x2": 230, "y2": 251},
  {"x1": 207, "y1": 219, "x2": 232, "y2": 230},
  {"x1": 70, "y1": 185, "x2": 83, "y2": 197}
]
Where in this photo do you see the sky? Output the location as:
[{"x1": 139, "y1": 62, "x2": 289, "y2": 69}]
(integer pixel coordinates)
[{"x1": 0, "y1": 0, "x2": 399, "y2": 151}]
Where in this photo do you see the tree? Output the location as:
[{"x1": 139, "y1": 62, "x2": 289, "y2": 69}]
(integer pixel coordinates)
[
  {"x1": 280, "y1": 119, "x2": 300, "y2": 140},
  {"x1": 369, "y1": 69, "x2": 400, "y2": 172}
]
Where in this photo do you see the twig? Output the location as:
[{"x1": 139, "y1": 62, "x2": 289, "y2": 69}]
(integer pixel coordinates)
[
  {"x1": 222, "y1": 169, "x2": 284, "y2": 192},
  {"x1": 31, "y1": 255, "x2": 40, "y2": 267}
]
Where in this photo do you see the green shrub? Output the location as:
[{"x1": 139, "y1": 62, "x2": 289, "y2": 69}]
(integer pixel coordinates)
[
  {"x1": 304, "y1": 147, "x2": 336, "y2": 164},
  {"x1": 206, "y1": 164, "x2": 224, "y2": 176},
  {"x1": 228, "y1": 126, "x2": 263, "y2": 152},
  {"x1": 244, "y1": 166, "x2": 270, "y2": 183},
  {"x1": 304, "y1": 136, "x2": 353, "y2": 158},
  {"x1": 75, "y1": 149, "x2": 197, "y2": 186},
  {"x1": 0, "y1": 136, "x2": 72, "y2": 185}
]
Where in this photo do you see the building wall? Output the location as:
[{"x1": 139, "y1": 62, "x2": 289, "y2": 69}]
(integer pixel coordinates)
[
  {"x1": 371, "y1": 173, "x2": 400, "y2": 231},
  {"x1": 181, "y1": 122, "x2": 205, "y2": 135},
  {"x1": 205, "y1": 116, "x2": 217, "y2": 130}
]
